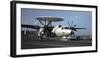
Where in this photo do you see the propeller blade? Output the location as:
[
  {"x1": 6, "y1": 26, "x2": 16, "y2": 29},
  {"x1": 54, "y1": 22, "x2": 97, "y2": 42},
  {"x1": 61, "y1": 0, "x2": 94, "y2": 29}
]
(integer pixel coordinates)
[
  {"x1": 70, "y1": 27, "x2": 86, "y2": 31},
  {"x1": 71, "y1": 20, "x2": 73, "y2": 26},
  {"x1": 47, "y1": 21, "x2": 52, "y2": 26},
  {"x1": 44, "y1": 18, "x2": 46, "y2": 25},
  {"x1": 73, "y1": 29, "x2": 77, "y2": 31},
  {"x1": 73, "y1": 25, "x2": 77, "y2": 27},
  {"x1": 38, "y1": 20, "x2": 45, "y2": 26},
  {"x1": 73, "y1": 32, "x2": 75, "y2": 35},
  {"x1": 70, "y1": 31, "x2": 75, "y2": 36},
  {"x1": 68, "y1": 20, "x2": 70, "y2": 27},
  {"x1": 72, "y1": 31, "x2": 75, "y2": 35}
]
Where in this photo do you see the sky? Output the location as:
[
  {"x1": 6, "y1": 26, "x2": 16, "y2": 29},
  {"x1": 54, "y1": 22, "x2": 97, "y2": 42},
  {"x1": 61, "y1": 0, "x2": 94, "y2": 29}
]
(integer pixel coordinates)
[{"x1": 21, "y1": 8, "x2": 92, "y2": 35}]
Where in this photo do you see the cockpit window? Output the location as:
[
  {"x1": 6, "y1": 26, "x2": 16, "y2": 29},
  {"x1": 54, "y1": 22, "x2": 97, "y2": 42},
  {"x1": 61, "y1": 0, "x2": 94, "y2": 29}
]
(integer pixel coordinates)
[{"x1": 59, "y1": 25, "x2": 61, "y2": 27}]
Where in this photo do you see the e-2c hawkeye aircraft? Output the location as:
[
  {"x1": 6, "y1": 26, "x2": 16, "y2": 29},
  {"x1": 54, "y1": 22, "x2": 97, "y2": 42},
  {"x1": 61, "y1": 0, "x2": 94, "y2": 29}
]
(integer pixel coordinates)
[{"x1": 22, "y1": 16, "x2": 86, "y2": 40}]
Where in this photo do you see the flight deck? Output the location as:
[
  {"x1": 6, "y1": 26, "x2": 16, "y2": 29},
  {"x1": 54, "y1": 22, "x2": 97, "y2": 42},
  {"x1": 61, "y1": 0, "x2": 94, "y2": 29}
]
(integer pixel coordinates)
[{"x1": 21, "y1": 31, "x2": 92, "y2": 49}]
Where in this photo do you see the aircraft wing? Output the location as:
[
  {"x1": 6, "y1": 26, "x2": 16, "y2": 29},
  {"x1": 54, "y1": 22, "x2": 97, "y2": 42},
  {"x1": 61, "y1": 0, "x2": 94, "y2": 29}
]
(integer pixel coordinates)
[
  {"x1": 73, "y1": 28, "x2": 86, "y2": 29},
  {"x1": 63, "y1": 27, "x2": 86, "y2": 31},
  {"x1": 64, "y1": 27, "x2": 86, "y2": 29},
  {"x1": 21, "y1": 24, "x2": 40, "y2": 30}
]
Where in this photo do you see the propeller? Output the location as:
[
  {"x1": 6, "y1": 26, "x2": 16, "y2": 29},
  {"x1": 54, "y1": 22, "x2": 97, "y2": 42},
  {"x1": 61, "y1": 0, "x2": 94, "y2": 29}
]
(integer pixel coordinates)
[
  {"x1": 37, "y1": 18, "x2": 52, "y2": 36},
  {"x1": 67, "y1": 20, "x2": 77, "y2": 31},
  {"x1": 70, "y1": 20, "x2": 76, "y2": 35},
  {"x1": 66, "y1": 20, "x2": 86, "y2": 35}
]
